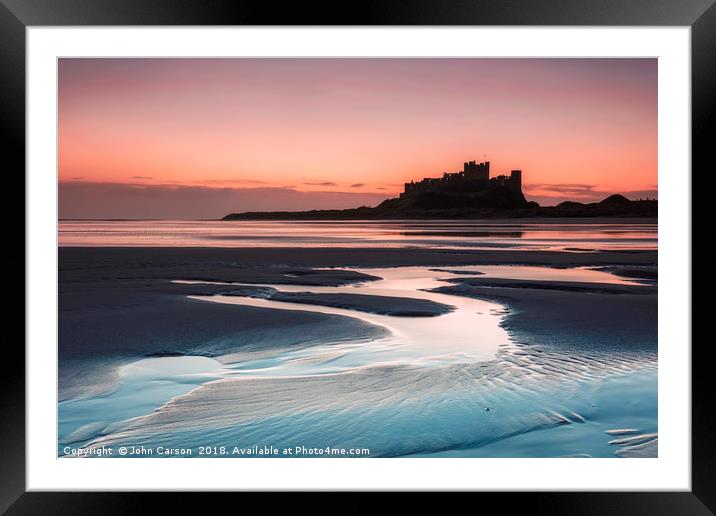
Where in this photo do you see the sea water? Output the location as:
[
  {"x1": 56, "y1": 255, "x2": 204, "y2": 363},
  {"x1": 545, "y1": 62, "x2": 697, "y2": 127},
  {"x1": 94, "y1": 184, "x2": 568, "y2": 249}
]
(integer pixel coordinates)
[{"x1": 59, "y1": 219, "x2": 657, "y2": 251}]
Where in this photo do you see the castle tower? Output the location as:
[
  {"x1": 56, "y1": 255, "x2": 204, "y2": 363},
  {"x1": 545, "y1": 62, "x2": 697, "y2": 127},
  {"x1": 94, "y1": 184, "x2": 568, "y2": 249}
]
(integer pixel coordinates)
[
  {"x1": 510, "y1": 170, "x2": 522, "y2": 191},
  {"x1": 464, "y1": 160, "x2": 489, "y2": 180}
]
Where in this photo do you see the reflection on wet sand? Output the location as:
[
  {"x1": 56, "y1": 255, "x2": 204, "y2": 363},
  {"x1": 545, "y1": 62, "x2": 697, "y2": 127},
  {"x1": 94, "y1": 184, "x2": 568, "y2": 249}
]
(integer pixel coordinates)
[{"x1": 59, "y1": 220, "x2": 657, "y2": 251}]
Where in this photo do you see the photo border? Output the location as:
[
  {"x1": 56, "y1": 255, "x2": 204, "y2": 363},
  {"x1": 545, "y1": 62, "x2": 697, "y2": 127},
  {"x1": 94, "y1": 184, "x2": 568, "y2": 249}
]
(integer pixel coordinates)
[{"x1": 5, "y1": 0, "x2": 710, "y2": 512}]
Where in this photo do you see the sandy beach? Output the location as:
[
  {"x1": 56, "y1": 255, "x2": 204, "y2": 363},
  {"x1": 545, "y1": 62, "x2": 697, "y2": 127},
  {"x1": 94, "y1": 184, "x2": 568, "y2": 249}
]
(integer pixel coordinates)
[{"x1": 59, "y1": 234, "x2": 657, "y2": 458}]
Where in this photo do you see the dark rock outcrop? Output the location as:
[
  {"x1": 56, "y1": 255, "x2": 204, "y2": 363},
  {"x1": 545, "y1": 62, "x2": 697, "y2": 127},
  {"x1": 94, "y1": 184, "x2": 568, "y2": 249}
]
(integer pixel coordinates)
[{"x1": 222, "y1": 194, "x2": 656, "y2": 220}]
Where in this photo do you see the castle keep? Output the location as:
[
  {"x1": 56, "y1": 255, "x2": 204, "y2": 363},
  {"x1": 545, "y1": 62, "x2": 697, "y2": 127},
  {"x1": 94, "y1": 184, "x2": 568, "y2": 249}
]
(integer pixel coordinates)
[{"x1": 401, "y1": 160, "x2": 522, "y2": 197}]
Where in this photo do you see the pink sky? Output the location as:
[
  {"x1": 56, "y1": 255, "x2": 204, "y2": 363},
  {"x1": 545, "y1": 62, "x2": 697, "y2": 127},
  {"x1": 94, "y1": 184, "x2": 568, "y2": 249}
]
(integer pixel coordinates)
[{"x1": 59, "y1": 58, "x2": 657, "y2": 219}]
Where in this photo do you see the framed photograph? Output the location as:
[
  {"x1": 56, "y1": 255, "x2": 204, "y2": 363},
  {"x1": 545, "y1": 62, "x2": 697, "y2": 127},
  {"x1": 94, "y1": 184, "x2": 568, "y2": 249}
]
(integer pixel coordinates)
[{"x1": 7, "y1": 0, "x2": 710, "y2": 512}]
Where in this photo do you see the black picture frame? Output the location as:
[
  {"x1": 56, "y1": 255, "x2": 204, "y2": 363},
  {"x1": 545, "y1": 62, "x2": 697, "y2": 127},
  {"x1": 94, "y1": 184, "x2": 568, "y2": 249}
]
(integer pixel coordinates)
[{"x1": 4, "y1": 0, "x2": 710, "y2": 513}]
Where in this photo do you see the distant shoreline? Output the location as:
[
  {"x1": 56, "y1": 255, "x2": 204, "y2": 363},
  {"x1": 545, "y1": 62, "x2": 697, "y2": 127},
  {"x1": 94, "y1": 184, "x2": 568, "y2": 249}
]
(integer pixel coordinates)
[
  {"x1": 59, "y1": 216, "x2": 657, "y2": 224},
  {"x1": 219, "y1": 214, "x2": 658, "y2": 222},
  {"x1": 222, "y1": 195, "x2": 657, "y2": 221}
]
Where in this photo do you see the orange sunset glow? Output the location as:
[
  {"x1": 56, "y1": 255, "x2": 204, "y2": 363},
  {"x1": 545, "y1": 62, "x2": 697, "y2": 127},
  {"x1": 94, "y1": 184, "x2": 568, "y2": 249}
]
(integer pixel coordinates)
[{"x1": 58, "y1": 58, "x2": 657, "y2": 219}]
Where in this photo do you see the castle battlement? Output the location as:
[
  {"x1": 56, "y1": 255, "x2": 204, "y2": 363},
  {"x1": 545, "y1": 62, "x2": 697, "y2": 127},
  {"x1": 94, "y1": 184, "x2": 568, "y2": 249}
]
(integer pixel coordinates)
[{"x1": 401, "y1": 160, "x2": 522, "y2": 197}]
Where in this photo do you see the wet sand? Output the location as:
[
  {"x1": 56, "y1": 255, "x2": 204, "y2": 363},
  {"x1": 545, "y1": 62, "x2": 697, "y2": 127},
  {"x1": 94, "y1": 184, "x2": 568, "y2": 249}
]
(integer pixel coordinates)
[
  {"x1": 60, "y1": 246, "x2": 657, "y2": 271},
  {"x1": 432, "y1": 278, "x2": 656, "y2": 350},
  {"x1": 59, "y1": 246, "x2": 657, "y2": 457},
  {"x1": 59, "y1": 247, "x2": 656, "y2": 394}
]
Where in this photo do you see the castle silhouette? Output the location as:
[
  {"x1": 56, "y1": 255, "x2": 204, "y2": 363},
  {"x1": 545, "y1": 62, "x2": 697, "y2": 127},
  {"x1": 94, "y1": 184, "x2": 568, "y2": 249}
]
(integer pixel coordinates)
[
  {"x1": 401, "y1": 160, "x2": 522, "y2": 198},
  {"x1": 222, "y1": 155, "x2": 657, "y2": 219}
]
